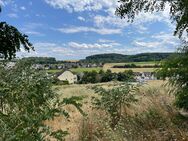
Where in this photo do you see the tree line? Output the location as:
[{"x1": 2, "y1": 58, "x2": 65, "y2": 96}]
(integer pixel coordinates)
[
  {"x1": 81, "y1": 53, "x2": 173, "y2": 63},
  {"x1": 113, "y1": 63, "x2": 161, "y2": 68},
  {"x1": 79, "y1": 70, "x2": 135, "y2": 84}
]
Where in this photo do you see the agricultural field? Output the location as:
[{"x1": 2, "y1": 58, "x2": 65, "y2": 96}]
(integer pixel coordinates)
[
  {"x1": 70, "y1": 67, "x2": 102, "y2": 73},
  {"x1": 103, "y1": 61, "x2": 159, "y2": 72},
  {"x1": 46, "y1": 61, "x2": 160, "y2": 75}
]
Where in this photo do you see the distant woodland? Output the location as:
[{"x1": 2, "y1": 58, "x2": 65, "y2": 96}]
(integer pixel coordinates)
[
  {"x1": 2, "y1": 53, "x2": 174, "y2": 65},
  {"x1": 80, "y1": 53, "x2": 174, "y2": 63}
]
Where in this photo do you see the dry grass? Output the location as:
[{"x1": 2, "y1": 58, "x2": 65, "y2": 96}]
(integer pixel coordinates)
[
  {"x1": 46, "y1": 80, "x2": 188, "y2": 141},
  {"x1": 46, "y1": 84, "x2": 96, "y2": 141},
  {"x1": 78, "y1": 81, "x2": 188, "y2": 141}
]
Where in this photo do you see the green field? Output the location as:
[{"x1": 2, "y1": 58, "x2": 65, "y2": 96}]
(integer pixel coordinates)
[
  {"x1": 47, "y1": 69, "x2": 62, "y2": 74},
  {"x1": 71, "y1": 67, "x2": 102, "y2": 73}
]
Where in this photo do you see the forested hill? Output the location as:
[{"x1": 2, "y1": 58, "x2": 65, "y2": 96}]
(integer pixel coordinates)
[{"x1": 80, "y1": 53, "x2": 174, "y2": 63}]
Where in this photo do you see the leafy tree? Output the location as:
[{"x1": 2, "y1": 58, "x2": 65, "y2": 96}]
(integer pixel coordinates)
[
  {"x1": 0, "y1": 6, "x2": 33, "y2": 60},
  {"x1": 80, "y1": 71, "x2": 99, "y2": 84},
  {"x1": 0, "y1": 22, "x2": 34, "y2": 60},
  {"x1": 158, "y1": 45, "x2": 188, "y2": 110},
  {"x1": 101, "y1": 69, "x2": 115, "y2": 82},
  {"x1": 0, "y1": 60, "x2": 83, "y2": 140},
  {"x1": 117, "y1": 70, "x2": 135, "y2": 82},
  {"x1": 116, "y1": 0, "x2": 188, "y2": 38},
  {"x1": 92, "y1": 84, "x2": 137, "y2": 129}
]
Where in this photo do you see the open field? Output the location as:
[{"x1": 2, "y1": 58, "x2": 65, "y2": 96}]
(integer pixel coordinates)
[
  {"x1": 70, "y1": 67, "x2": 102, "y2": 73},
  {"x1": 103, "y1": 62, "x2": 159, "y2": 72},
  {"x1": 105, "y1": 61, "x2": 157, "y2": 67},
  {"x1": 47, "y1": 67, "x2": 102, "y2": 74},
  {"x1": 47, "y1": 69, "x2": 62, "y2": 74},
  {"x1": 104, "y1": 67, "x2": 156, "y2": 73},
  {"x1": 46, "y1": 80, "x2": 174, "y2": 141},
  {"x1": 46, "y1": 62, "x2": 159, "y2": 75}
]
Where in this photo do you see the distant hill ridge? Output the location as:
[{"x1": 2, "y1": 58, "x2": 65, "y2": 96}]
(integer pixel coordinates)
[{"x1": 80, "y1": 53, "x2": 174, "y2": 63}]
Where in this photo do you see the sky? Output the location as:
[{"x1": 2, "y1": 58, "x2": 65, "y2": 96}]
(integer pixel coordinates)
[{"x1": 0, "y1": 0, "x2": 180, "y2": 60}]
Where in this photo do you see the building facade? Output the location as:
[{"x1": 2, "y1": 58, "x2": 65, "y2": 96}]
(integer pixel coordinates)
[{"x1": 57, "y1": 70, "x2": 77, "y2": 84}]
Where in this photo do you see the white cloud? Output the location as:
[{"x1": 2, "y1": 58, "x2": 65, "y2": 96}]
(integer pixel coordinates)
[
  {"x1": 78, "y1": 16, "x2": 85, "y2": 21},
  {"x1": 20, "y1": 6, "x2": 26, "y2": 10},
  {"x1": 57, "y1": 26, "x2": 122, "y2": 35},
  {"x1": 132, "y1": 32, "x2": 179, "y2": 52},
  {"x1": 93, "y1": 7, "x2": 173, "y2": 29},
  {"x1": 34, "y1": 42, "x2": 58, "y2": 47},
  {"x1": 44, "y1": 0, "x2": 118, "y2": 13},
  {"x1": 21, "y1": 23, "x2": 45, "y2": 36},
  {"x1": 44, "y1": 0, "x2": 174, "y2": 31},
  {"x1": 132, "y1": 41, "x2": 161, "y2": 48},
  {"x1": 7, "y1": 13, "x2": 18, "y2": 18},
  {"x1": 46, "y1": 0, "x2": 175, "y2": 39},
  {"x1": 0, "y1": 0, "x2": 11, "y2": 6},
  {"x1": 98, "y1": 39, "x2": 115, "y2": 43},
  {"x1": 17, "y1": 41, "x2": 123, "y2": 59},
  {"x1": 17, "y1": 42, "x2": 75, "y2": 59},
  {"x1": 68, "y1": 41, "x2": 118, "y2": 49},
  {"x1": 152, "y1": 32, "x2": 179, "y2": 46},
  {"x1": 24, "y1": 31, "x2": 44, "y2": 36},
  {"x1": 94, "y1": 15, "x2": 127, "y2": 28}
]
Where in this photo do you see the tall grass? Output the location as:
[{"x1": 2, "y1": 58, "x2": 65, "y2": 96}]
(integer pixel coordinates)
[{"x1": 78, "y1": 85, "x2": 188, "y2": 141}]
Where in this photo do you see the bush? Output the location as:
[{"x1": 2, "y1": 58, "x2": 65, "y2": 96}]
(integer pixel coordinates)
[
  {"x1": 0, "y1": 60, "x2": 83, "y2": 140},
  {"x1": 117, "y1": 70, "x2": 135, "y2": 82},
  {"x1": 92, "y1": 83, "x2": 137, "y2": 129}
]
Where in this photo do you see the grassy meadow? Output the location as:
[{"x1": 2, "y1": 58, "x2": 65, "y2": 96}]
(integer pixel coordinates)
[
  {"x1": 70, "y1": 67, "x2": 102, "y2": 73},
  {"x1": 45, "y1": 80, "x2": 188, "y2": 141}
]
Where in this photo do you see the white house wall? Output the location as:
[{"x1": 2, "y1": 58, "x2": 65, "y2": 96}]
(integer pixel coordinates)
[{"x1": 58, "y1": 71, "x2": 77, "y2": 84}]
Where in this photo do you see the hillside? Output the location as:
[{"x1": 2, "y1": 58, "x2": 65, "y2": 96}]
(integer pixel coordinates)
[{"x1": 80, "y1": 53, "x2": 174, "y2": 63}]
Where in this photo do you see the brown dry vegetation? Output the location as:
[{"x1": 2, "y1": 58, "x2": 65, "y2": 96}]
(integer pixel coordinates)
[{"x1": 46, "y1": 81, "x2": 188, "y2": 141}]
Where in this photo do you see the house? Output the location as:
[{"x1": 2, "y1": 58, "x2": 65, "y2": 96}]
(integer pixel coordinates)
[
  {"x1": 57, "y1": 70, "x2": 77, "y2": 84},
  {"x1": 134, "y1": 72, "x2": 157, "y2": 82},
  {"x1": 33, "y1": 64, "x2": 44, "y2": 70}
]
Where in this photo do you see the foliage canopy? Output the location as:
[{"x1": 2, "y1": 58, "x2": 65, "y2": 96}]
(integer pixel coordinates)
[
  {"x1": 0, "y1": 22, "x2": 34, "y2": 60},
  {"x1": 116, "y1": 0, "x2": 188, "y2": 38},
  {"x1": 158, "y1": 44, "x2": 188, "y2": 110}
]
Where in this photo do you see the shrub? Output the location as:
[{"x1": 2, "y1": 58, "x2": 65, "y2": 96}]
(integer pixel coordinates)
[
  {"x1": 92, "y1": 83, "x2": 137, "y2": 129},
  {"x1": 0, "y1": 60, "x2": 83, "y2": 140}
]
